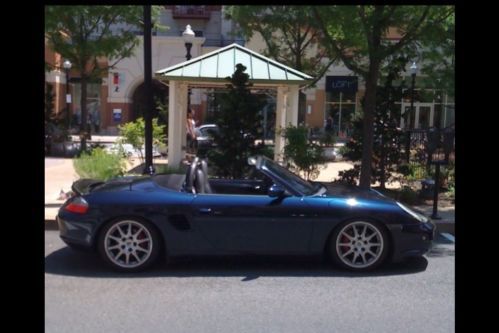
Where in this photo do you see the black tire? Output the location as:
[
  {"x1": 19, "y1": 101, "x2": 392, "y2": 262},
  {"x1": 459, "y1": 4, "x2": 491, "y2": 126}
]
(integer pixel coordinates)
[
  {"x1": 329, "y1": 220, "x2": 389, "y2": 272},
  {"x1": 97, "y1": 218, "x2": 161, "y2": 272}
]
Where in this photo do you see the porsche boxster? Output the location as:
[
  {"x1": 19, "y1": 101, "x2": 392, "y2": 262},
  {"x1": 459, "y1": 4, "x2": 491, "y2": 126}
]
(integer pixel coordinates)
[{"x1": 57, "y1": 155, "x2": 435, "y2": 272}]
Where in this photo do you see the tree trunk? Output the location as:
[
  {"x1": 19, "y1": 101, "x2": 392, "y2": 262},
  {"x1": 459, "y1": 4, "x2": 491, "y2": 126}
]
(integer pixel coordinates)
[
  {"x1": 79, "y1": 75, "x2": 88, "y2": 152},
  {"x1": 359, "y1": 62, "x2": 380, "y2": 189},
  {"x1": 379, "y1": 145, "x2": 386, "y2": 189},
  {"x1": 298, "y1": 91, "x2": 307, "y2": 125}
]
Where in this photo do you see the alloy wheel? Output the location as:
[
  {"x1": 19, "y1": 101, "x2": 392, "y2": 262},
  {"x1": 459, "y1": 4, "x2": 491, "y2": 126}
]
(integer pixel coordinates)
[
  {"x1": 335, "y1": 221, "x2": 385, "y2": 269},
  {"x1": 103, "y1": 220, "x2": 154, "y2": 269}
]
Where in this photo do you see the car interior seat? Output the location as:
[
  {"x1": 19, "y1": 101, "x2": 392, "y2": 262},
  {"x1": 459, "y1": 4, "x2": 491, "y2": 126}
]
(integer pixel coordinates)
[
  {"x1": 194, "y1": 158, "x2": 213, "y2": 194},
  {"x1": 184, "y1": 157, "x2": 199, "y2": 193}
]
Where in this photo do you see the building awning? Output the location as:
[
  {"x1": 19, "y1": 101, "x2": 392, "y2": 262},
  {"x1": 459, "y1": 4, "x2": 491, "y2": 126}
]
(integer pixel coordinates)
[{"x1": 156, "y1": 43, "x2": 313, "y2": 85}]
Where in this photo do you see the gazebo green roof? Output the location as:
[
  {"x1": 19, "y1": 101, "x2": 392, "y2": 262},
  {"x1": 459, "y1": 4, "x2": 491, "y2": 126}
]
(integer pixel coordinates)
[{"x1": 156, "y1": 43, "x2": 313, "y2": 85}]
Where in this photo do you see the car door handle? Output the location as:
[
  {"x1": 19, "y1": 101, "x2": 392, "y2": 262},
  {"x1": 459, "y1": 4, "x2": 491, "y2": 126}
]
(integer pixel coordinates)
[{"x1": 199, "y1": 208, "x2": 212, "y2": 214}]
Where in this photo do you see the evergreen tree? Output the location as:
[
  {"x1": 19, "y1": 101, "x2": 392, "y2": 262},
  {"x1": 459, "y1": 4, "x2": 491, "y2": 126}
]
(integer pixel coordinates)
[{"x1": 208, "y1": 64, "x2": 266, "y2": 178}]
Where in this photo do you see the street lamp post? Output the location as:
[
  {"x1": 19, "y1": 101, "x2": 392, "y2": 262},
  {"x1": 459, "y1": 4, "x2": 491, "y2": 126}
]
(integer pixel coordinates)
[
  {"x1": 183, "y1": 24, "x2": 195, "y2": 108},
  {"x1": 405, "y1": 61, "x2": 418, "y2": 162},
  {"x1": 63, "y1": 60, "x2": 72, "y2": 130},
  {"x1": 430, "y1": 83, "x2": 443, "y2": 220},
  {"x1": 409, "y1": 61, "x2": 418, "y2": 128}
]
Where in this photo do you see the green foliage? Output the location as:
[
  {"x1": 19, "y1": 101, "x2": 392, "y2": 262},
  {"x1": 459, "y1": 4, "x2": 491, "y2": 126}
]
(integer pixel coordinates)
[
  {"x1": 341, "y1": 57, "x2": 408, "y2": 187},
  {"x1": 225, "y1": 6, "x2": 334, "y2": 122},
  {"x1": 73, "y1": 148, "x2": 126, "y2": 181},
  {"x1": 45, "y1": 6, "x2": 165, "y2": 151},
  {"x1": 397, "y1": 186, "x2": 421, "y2": 205},
  {"x1": 118, "y1": 117, "x2": 166, "y2": 162},
  {"x1": 281, "y1": 125, "x2": 326, "y2": 180},
  {"x1": 225, "y1": 6, "x2": 332, "y2": 79},
  {"x1": 154, "y1": 165, "x2": 184, "y2": 175},
  {"x1": 318, "y1": 131, "x2": 336, "y2": 147},
  {"x1": 313, "y1": 5, "x2": 454, "y2": 188},
  {"x1": 207, "y1": 64, "x2": 267, "y2": 178},
  {"x1": 419, "y1": 7, "x2": 455, "y2": 99},
  {"x1": 45, "y1": 83, "x2": 55, "y2": 123},
  {"x1": 337, "y1": 165, "x2": 361, "y2": 186}
]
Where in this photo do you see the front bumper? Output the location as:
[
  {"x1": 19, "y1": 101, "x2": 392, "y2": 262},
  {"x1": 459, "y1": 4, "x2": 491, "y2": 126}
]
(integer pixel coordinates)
[{"x1": 390, "y1": 221, "x2": 436, "y2": 262}]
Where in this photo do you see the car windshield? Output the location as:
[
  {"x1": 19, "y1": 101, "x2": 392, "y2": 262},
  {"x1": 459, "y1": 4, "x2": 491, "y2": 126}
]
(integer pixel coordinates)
[{"x1": 261, "y1": 158, "x2": 317, "y2": 196}]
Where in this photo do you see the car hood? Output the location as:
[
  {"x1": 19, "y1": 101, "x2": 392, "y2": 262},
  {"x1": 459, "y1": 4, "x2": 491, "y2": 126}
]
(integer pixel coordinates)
[{"x1": 315, "y1": 182, "x2": 395, "y2": 203}]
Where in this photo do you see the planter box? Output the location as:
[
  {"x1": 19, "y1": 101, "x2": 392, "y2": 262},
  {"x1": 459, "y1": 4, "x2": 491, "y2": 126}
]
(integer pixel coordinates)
[{"x1": 49, "y1": 141, "x2": 80, "y2": 157}]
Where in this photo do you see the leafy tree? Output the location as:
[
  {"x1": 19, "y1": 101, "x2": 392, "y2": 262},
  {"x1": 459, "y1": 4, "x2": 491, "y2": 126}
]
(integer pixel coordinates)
[
  {"x1": 313, "y1": 5, "x2": 454, "y2": 188},
  {"x1": 419, "y1": 9, "x2": 455, "y2": 99},
  {"x1": 45, "y1": 6, "x2": 163, "y2": 152},
  {"x1": 208, "y1": 64, "x2": 266, "y2": 178},
  {"x1": 225, "y1": 6, "x2": 335, "y2": 123},
  {"x1": 45, "y1": 83, "x2": 56, "y2": 124},
  {"x1": 341, "y1": 56, "x2": 409, "y2": 188}
]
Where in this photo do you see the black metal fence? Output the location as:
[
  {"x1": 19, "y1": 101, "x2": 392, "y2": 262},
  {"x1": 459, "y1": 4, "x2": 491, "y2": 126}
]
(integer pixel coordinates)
[{"x1": 404, "y1": 127, "x2": 455, "y2": 180}]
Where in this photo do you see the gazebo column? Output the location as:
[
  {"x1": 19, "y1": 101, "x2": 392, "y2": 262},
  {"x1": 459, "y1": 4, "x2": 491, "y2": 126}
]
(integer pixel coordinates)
[
  {"x1": 274, "y1": 86, "x2": 288, "y2": 161},
  {"x1": 287, "y1": 85, "x2": 299, "y2": 126},
  {"x1": 168, "y1": 80, "x2": 188, "y2": 167},
  {"x1": 274, "y1": 85, "x2": 299, "y2": 161}
]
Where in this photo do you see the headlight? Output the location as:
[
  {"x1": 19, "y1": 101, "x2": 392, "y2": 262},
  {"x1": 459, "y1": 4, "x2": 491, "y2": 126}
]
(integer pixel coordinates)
[{"x1": 396, "y1": 202, "x2": 429, "y2": 223}]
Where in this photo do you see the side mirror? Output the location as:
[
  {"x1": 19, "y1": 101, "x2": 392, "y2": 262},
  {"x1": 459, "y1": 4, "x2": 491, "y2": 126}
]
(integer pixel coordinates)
[{"x1": 268, "y1": 184, "x2": 285, "y2": 198}]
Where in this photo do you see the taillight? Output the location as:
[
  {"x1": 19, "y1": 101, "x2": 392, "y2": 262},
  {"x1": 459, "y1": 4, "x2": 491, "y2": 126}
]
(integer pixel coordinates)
[{"x1": 64, "y1": 197, "x2": 89, "y2": 214}]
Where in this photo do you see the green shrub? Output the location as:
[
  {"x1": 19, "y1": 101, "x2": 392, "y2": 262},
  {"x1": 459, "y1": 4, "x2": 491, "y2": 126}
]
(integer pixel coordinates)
[
  {"x1": 154, "y1": 164, "x2": 184, "y2": 174},
  {"x1": 398, "y1": 186, "x2": 420, "y2": 205},
  {"x1": 118, "y1": 117, "x2": 166, "y2": 162},
  {"x1": 281, "y1": 125, "x2": 326, "y2": 180},
  {"x1": 73, "y1": 148, "x2": 126, "y2": 181}
]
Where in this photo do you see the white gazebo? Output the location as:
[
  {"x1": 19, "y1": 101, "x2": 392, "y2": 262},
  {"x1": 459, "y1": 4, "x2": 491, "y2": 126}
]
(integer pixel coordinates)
[{"x1": 155, "y1": 43, "x2": 313, "y2": 167}]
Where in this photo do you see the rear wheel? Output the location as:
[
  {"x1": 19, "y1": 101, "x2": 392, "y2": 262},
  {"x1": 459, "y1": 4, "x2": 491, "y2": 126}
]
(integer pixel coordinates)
[
  {"x1": 98, "y1": 218, "x2": 160, "y2": 272},
  {"x1": 330, "y1": 220, "x2": 389, "y2": 272}
]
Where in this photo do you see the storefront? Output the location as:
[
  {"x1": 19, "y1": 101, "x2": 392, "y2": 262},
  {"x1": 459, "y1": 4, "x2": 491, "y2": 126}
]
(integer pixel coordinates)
[
  {"x1": 399, "y1": 87, "x2": 455, "y2": 129},
  {"x1": 324, "y1": 76, "x2": 359, "y2": 139}
]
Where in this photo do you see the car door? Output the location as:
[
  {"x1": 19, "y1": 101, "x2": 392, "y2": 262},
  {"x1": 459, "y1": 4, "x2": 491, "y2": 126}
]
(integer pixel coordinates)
[{"x1": 190, "y1": 193, "x2": 314, "y2": 254}]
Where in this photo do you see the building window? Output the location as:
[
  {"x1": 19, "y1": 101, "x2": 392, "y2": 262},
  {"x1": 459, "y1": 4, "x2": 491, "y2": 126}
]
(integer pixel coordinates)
[{"x1": 324, "y1": 76, "x2": 358, "y2": 139}]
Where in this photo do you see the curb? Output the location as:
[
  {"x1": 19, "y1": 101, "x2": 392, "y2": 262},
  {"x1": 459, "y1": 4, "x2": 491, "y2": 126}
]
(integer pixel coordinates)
[{"x1": 433, "y1": 220, "x2": 455, "y2": 235}]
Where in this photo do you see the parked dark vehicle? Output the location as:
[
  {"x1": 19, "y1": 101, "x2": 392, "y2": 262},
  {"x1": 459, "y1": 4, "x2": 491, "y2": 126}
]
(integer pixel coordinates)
[
  {"x1": 195, "y1": 124, "x2": 219, "y2": 153},
  {"x1": 58, "y1": 155, "x2": 435, "y2": 272},
  {"x1": 195, "y1": 124, "x2": 256, "y2": 156},
  {"x1": 45, "y1": 123, "x2": 79, "y2": 157}
]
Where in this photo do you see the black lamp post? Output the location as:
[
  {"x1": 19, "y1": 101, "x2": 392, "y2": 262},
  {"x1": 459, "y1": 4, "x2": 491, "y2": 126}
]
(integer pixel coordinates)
[
  {"x1": 409, "y1": 61, "x2": 418, "y2": 129},
  {"x1": 142, "y1": 5, "x2": 155, "y2": 175},
  {"x1": 183, "y1": 24, "x2": 195, "y2": 107},
  {"x1": 430, "y1": 83, "x2": 443, "y2": 220},
  {"x1": 405, "y1": 61, "x2": 418, "y2": 162},
  {"x1": 63, "y1": 59, "x2": 72, "y2": 130}
]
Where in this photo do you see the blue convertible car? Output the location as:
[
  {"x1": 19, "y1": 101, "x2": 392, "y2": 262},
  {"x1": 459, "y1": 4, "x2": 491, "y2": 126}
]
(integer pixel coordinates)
[{"x1": 57, "y1": 155, "x2": 435, "y2": 272}]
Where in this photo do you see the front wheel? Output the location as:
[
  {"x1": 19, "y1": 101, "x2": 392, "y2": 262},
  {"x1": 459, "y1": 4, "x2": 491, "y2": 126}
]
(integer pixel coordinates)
[
  {"x1": 98, "y1": 218, "x2": 161, "y2": 272},
  {"x1": 330, "y1": 220, "x2": 389, "y2": 272}
]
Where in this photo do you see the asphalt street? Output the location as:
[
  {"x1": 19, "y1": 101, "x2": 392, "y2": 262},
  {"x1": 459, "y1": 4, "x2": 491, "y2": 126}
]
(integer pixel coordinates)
[{"x1": 45, "y1": 231, "x2": 454, "y2": 333}]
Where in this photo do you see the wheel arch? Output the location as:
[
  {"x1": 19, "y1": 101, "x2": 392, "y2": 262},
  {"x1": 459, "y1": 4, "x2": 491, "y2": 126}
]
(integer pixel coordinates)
[
  {"x1": 93, "y1": 214, "x2": 166, "y2": 256},
  {"x1": 322, "y1": 216, "x2": 394, "y2": 261}
]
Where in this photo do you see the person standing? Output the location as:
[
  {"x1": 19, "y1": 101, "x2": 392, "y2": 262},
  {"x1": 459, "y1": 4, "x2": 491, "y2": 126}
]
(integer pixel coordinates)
[
  {"x1": 325, "y1": 116, "x2": 333, "y2": 133},
  {"x1": 186, "y1": 109, "x2": 197, "y2": 154}
]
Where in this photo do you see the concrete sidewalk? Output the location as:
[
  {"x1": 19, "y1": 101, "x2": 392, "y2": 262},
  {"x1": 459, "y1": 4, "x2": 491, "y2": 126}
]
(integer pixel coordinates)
[{"x1": 45, "y1": 157, "x2": 454, "y2": 234}]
